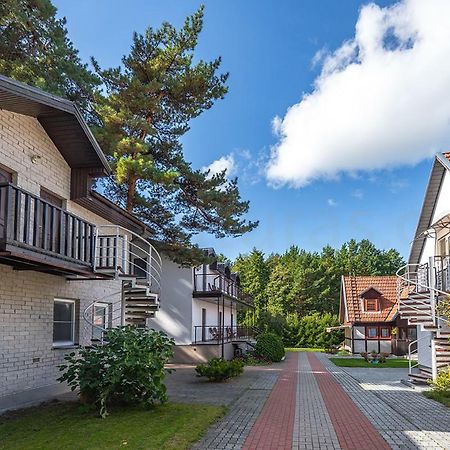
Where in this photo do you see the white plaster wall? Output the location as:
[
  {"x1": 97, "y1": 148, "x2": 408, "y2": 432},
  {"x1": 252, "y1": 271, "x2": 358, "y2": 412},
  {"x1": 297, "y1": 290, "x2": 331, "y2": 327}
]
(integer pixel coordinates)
[
  {"x1": 353, "y1": 326, "x2": 365, "y2": 353},
  {"x1": 147, "y1": 255, "x2": 193, "y2": 345},
  {"x1": 191, "y1": 298, "x2": 235, "y2": 342},
  {"x1": 417, "y1": 327, "x2": 433, "y2": 368}
]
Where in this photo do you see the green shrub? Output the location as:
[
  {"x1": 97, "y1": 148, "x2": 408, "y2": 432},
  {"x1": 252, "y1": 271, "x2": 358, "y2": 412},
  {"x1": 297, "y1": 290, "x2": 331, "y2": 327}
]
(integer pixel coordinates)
[
  {"x1": 255, "y1": 332, "x2": 285, "y2": 362},
  {"x1": 58, "y1": 326, "x2": 174, "y2": 417},
  {"x1": 195, "y1": 358, "x2": 244, "y2": 382},
  {"x1": 284, "y1": 313, "x2": 343, "y2": 349},
  {"x1": 430, "y1": 367, "x2": 450, "y2": 394}
]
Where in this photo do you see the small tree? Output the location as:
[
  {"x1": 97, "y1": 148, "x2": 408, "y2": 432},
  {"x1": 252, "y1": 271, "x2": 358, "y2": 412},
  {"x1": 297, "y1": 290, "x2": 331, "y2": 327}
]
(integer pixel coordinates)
[{"x1": 58, "y1": 326, "x2": 174, "y2": 417}]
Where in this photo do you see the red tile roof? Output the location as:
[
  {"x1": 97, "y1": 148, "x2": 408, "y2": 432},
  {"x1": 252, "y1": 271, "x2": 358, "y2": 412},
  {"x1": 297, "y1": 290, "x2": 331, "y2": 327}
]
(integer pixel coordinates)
[
  {"x1": 341, "y1": 276, "x2": 398, "y2": 324},
  {"x1": 444, "y1": 152, "x2": 450, "y2": 162}
]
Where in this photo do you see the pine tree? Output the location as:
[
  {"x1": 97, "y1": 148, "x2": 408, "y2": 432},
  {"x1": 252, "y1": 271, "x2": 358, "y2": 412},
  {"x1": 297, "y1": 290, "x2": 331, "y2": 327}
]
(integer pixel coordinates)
[
  {"x1": 0, "y1": 0, "x2": 100, "y2": 117},
  {"x1": 92, "y1": 6, "x2": 257, "y2": 261}
]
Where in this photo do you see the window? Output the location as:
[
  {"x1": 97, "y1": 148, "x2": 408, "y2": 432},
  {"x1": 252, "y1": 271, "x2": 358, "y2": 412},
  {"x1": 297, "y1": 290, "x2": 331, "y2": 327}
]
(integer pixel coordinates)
[
  {"x1": 366, "y1": 327, "x2": 378, "y2": 339},
  {"x1": 92, "y1": 303, "x2": 109, "y2": 341},
  {"x1": 380, "y1": 327, "x2": 391, "y2": 338},
  {"x1": 365, "y1": 299, "x2": 379, "y2": 312},
  {"x1": 53, "y1": 299, "x2": 76, "y2": 346}
]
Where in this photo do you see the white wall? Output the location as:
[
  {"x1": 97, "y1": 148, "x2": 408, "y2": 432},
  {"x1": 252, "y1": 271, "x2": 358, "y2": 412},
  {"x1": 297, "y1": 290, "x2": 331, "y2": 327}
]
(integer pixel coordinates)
[
  {"x1": 147, "y1": 255, "x2": 193, "y2": 345},
  {"x1": 191, "y1": 298, "x2": 235, "y2": 342}
]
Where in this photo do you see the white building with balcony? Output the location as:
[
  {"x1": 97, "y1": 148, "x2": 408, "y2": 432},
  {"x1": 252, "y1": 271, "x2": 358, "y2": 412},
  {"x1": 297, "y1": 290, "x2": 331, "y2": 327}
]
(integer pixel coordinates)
[{"x1": 398, "y1": 152, "x2": 450, "y2": 383}]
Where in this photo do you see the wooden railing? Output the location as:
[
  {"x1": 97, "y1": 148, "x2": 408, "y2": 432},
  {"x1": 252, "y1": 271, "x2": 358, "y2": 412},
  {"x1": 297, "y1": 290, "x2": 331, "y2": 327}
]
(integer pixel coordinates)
[
  {"x1": 0, "y1": 183, "x2": 95, "y2": 266},
  {"x1": 193, "y1": 273, "x2": 253, "y2": 304}
]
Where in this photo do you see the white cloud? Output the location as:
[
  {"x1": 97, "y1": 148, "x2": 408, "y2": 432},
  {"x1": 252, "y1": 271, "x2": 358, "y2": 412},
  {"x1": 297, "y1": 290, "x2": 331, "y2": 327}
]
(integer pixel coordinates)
[
  {"x1": 267, "y1": 0, "x2": 450, "y2": 187},
  {"x1": 327, "y1": 198, "x2": 338, "y2": 207},
  {"x1": 351, "y1": 189, "x2": 364, "y2": 199},
  {"x1": 202, "y1": 154, "x2": 236, "y2": 179}
]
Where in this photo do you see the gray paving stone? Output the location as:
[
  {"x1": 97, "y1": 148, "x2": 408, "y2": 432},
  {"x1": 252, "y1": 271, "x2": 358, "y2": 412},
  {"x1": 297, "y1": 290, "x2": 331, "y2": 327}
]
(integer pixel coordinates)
[
  {"x1": 317, "y1": 353, "x2": 450, "y2": 450},
  {"x1": 292, "y1": 353, "x2": 341, "y2": 450}
]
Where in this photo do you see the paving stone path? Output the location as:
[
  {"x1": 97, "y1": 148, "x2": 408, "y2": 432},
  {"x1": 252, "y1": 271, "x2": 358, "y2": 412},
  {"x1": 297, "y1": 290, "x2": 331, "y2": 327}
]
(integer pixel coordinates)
[{"x1": 192, "y1": 352, "x2": 450, "y2": 449}]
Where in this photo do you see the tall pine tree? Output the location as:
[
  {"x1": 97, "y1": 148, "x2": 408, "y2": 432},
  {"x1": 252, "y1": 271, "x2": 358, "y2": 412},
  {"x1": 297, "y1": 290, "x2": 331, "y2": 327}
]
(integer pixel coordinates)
[{"x1": 93, "y1": 6, "x2": 257, "y2": 262}]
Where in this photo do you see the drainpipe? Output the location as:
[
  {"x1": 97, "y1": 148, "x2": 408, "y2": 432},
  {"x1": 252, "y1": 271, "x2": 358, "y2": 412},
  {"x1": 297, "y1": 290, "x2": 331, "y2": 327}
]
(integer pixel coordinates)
[{"x1": 221, "y1": 294, "x2": 225, "y2": 358}]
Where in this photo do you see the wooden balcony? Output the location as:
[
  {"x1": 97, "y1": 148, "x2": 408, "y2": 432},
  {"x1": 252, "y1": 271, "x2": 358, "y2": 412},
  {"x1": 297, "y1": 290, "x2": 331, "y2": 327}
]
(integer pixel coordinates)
[
  {"x1": 193, "y1": 273, "x2": 253, "y2": 306},
  {"x1": 0, "y1": 182, "x2": 97, "y2": 275}
]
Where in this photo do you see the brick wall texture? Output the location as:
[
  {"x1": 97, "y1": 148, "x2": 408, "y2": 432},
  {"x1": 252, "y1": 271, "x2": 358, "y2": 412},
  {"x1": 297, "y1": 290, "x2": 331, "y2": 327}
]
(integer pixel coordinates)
[{"x1": 0, "y1": 109, "x2": 123, "y2": 398}]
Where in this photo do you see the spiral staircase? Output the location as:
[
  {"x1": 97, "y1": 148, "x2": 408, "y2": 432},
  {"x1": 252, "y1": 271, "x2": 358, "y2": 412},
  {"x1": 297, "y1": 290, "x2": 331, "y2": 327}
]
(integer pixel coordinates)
[
  {"x1": 82, "y1": 225, "x2": 162, "y2": 343},
  {"x1": 397, "y1": 257, "x2": 450, "y2": 383}
]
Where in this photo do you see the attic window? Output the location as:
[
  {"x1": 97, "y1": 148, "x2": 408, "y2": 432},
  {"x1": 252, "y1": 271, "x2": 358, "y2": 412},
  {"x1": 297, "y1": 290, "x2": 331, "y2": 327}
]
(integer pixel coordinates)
[{"x1": 365, "y1": 299, "x2": 379, "y2": 312}]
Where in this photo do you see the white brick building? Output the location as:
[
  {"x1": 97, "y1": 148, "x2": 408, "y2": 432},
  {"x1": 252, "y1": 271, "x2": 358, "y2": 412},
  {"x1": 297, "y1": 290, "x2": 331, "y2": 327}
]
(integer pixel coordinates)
[{"x1": 0, "y1": 76, "x2": 161, "y2": 411}]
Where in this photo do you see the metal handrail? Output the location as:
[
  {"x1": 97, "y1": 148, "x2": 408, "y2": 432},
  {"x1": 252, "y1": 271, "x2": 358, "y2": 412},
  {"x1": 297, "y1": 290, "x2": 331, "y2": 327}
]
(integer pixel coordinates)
[
  {"x1": 94, "y1": 225, "x2": 162, "y2": 292},
  {"x1": 408, "y1": 333, "x2": 429, "y2": 375},
  {"x1": 397, "y1": 261, "x2": 450, "y2": 326}
]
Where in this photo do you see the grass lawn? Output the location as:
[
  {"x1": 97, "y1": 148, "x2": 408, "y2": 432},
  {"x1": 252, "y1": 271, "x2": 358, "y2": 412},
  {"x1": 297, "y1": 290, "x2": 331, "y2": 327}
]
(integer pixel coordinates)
[
  {"x1": 424, "y1": 391, "x2": 450, "y2": 407},
  {"x1": 286, "y1": 347, "x2": 324, "y2": 352},
  {"x1": 329, "y1": 358, "x2": 410, "y2": 368},
  {"x1": 0, "y1": 401, "x2": 225, "y2": 450}
]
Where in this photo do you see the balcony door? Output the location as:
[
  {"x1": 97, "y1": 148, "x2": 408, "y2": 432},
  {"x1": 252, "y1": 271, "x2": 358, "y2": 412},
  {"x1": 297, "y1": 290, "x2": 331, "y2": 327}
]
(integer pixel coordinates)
[{"x1": 0, "y1": 167, "x2": 12, "y2": 239}]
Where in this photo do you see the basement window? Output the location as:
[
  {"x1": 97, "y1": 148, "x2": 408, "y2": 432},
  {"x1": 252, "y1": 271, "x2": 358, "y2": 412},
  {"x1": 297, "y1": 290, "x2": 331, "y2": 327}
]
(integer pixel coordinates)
[{"x1": 53, "y1": 299, "x2": 76, "y2": 347}]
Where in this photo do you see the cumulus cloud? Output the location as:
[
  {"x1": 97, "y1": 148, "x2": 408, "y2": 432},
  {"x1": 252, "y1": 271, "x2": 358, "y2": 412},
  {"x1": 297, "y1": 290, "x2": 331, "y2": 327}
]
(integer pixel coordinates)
[
  {"x1": 327, "y1": 198, "x2": 338, "y2": 207},
  {"x1": 267, "y1": 0, "x2": 450, "y2": 187},
  {"x1": 202, "y1": 154, "x2": 236, "y2": 179}
]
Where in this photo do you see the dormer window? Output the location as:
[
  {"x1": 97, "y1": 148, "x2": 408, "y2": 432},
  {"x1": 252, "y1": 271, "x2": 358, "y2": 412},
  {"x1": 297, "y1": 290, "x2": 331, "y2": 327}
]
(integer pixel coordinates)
[
  {"x1": 364, "y1": 299, "x2": 379, "y2": 312},
  {"x1": 360, "y1": 286, "x2": 382, "y2": 312}
]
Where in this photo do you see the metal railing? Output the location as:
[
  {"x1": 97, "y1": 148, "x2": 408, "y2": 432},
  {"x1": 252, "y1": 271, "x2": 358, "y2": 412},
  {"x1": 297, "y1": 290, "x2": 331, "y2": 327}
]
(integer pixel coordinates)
[
  {"x1": 0, "y1": 182, "x2": 95, "y2": 266},
  {"x1": 193, "y1": 325, "x2": 256, "y2": 344},
  {"x1": 193, "y1": 273, "x2": 252, "y2": 304},
  {"x1": 94, "y1": 225, "x2": 162, "y2": 292},
  {"x1": 408, "y1": 333, "x2": 429, "y2": 376}
]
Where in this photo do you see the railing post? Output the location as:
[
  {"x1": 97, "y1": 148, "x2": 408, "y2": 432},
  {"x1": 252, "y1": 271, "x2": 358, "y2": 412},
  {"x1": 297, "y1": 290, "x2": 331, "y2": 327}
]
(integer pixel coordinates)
[
  {"x1": 429, "y1": 256, "x2": 436, "y2": 325},
  {"x1": 431, "y1": 337, "x2": 438, "y2": 381}
]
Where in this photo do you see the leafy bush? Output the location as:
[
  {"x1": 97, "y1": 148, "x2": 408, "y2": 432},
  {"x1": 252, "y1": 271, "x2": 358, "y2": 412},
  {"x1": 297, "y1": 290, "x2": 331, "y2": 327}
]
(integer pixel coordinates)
[
  {"x1": 58, "y1": 326, "x2": 174, "y2": 417},
  {"x1": 255, "y1": 332, "x2": 285, "y2": 362},
  {"x1": 430, "y1": 367, "x2": 450, "y2": 394},
  {"x1": 195, "y1": 358, "x2": 244, "y2": 382}
]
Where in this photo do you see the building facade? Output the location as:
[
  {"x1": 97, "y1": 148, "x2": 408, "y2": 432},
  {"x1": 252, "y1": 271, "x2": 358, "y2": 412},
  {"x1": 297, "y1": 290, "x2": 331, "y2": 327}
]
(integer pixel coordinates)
[
  {"x1": 397, "y1": 152, "x2": 450, "y2": 382},
  {"x1": 340, "y1": 275, "x2": 416, "y2": 355},
  {"x1": 0, "y1": 76, "x2": 161, "y2": 411}
]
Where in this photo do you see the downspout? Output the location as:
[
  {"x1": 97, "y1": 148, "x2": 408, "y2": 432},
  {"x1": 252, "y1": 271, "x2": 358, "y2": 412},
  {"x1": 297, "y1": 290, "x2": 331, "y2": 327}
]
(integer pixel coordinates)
[{"x1": 222, "y1": 294, "x2": 225, "y2": 358}]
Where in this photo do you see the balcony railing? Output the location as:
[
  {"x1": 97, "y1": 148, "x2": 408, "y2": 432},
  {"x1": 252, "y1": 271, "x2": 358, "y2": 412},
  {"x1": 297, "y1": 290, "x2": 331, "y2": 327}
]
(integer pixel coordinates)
[
  {"x1": 0, "y1": 183, "x2": 95, "y2": 267},
  {"x1": 193, "y1": 325, "x2": 256, "y2": 344},
  {"x1": 435, "y1": 256, "x2": 450, "y2": 292},
  {"x1": 193, "y1": 273, "x2": 253, "y2": 304}
]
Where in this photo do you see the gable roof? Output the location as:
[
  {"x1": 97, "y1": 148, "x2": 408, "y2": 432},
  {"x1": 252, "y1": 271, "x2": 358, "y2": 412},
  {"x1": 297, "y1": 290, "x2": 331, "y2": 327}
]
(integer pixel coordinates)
[
  {"x1": 341, "y1": 275, "x2": 398, "y2": 324},
  {"x1": 0, "y1": 75, "x2": 110, "y2": 174},
  {"x1": 409, "y1": 153, "x2": 450, "y2": 265}
]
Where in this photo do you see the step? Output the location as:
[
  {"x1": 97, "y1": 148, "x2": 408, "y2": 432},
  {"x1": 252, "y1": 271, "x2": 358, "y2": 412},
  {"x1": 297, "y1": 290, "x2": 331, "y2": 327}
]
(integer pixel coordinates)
[{"x1": 409, "y1": 372, "x2": 431, "y2": 384}]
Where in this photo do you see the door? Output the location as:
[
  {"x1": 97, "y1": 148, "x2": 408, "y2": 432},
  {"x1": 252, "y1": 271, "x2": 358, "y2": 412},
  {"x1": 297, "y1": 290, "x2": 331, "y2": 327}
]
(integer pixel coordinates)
[
  {"x1": 201, "y1": 308, "x2": 207, "y2": 342},
  {"x1": 0, "y1": 167, "x2": 12, "y2": 239}
]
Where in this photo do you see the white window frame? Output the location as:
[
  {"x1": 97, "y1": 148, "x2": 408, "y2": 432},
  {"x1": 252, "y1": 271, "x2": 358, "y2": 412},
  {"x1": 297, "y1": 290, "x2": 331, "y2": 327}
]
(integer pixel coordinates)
[
  {"x1": 53, "y1": 299, "x2": 76, "y2": 347},
  {"x1": 92, "y1": 302, "x2": 109, "y2": 340}
]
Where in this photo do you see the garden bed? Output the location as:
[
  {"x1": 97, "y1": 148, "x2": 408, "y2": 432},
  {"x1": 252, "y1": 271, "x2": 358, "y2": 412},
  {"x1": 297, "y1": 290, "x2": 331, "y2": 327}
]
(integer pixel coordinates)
[
  {"x1": 0, "y1": 401, "x2": 225, "y2": 450},
  {"x1": 329, "y1": 358, "x2": 409, "y2": 368}
]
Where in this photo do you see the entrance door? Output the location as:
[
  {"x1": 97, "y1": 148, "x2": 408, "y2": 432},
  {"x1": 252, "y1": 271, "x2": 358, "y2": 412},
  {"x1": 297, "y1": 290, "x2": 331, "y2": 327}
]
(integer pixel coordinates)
[
  {"x1": 0, "y1": 167, "x2": 12, "y2": 239},
  {"x1": 201, "y1": 308, "x2": 206, "y2": 342}
]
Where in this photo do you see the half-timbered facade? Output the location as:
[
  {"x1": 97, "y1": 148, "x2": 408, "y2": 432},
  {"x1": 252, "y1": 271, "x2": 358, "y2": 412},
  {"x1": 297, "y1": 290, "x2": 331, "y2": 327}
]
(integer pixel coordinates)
[{"x1": 340, "y1": 275, "x2": 416, "y2": 355}]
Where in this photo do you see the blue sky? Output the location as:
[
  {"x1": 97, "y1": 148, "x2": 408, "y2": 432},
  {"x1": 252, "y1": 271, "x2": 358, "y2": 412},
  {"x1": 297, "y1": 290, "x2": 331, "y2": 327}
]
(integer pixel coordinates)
[{"x1": 53, "y1": 0, "x2": 438, "y2": 260}]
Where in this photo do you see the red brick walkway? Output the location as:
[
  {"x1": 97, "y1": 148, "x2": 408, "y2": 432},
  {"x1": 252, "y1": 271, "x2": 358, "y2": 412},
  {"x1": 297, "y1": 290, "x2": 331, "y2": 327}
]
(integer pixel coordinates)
[
  {"x1": 307, "y1": 353, "x2": 390, "y2": 450},
  {"x1": 242, "y1": 352, "x2": 298, "y2": 450}
]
